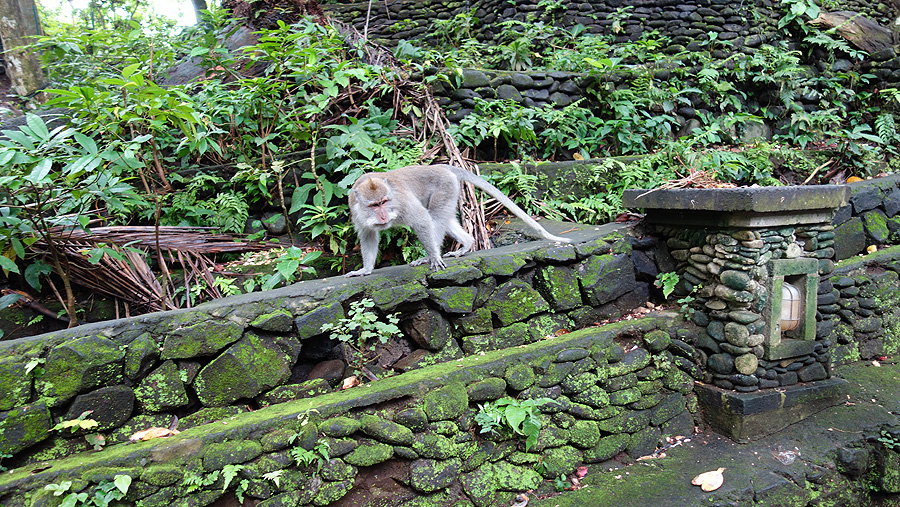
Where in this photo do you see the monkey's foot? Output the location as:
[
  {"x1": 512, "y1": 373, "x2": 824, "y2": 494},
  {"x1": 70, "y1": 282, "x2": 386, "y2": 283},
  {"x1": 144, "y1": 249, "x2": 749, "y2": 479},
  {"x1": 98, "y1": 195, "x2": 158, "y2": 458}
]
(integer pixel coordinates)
[{"x1": 344, "y1": 268, "x2": 372, "y2": 277}]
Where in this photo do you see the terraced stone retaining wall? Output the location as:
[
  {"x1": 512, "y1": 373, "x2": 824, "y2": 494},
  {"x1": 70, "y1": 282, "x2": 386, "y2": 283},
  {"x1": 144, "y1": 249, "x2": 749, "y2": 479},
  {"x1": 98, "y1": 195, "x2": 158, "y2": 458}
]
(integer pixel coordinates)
[
  {"x1": 323, "y1": 0, "x2": 895, "y2": 48},
  {"x1": 0, "y1": 225, "x2": 672, "y2": 468},
  {"x1": 0, "y1": 315, "x2": 700, "y2": 507}
]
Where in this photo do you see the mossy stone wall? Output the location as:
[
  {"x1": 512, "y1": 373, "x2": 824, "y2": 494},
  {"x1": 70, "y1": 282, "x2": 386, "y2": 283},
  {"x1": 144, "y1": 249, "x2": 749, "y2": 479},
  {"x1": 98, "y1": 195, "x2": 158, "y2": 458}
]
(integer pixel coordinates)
[{"x1": 0, "y1": 315, "x2": 702, "y2": 507}]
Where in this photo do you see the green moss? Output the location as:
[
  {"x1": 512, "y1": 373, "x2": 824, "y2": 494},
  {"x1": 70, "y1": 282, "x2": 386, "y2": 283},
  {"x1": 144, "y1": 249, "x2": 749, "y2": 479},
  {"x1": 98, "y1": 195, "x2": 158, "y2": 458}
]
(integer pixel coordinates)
[
  {"x1": 467, "y1": 377, "x2": 507, "y2": 402},
  {"x1": 320, "y1": 416, "x2": 361, "y2": 438},
  {"x1": 479, "y1": 254, "x2": 528, "y2": 276},
  {"x1": 249, "y1": 309, "x2": 294, "y2": 332},
  {"x1": 413, "y1": 433, "x2": 459, "y2": 459},
  {"x1": 370, "y1": 282, "x2": 428, "y2": 311},
  {"x1": 134, "y1": 360, "x2": 189, "y2": 413},
  {"x1": 410, "y1": 458, "x2": 462, "y2": 493},
  {"x1": 141, "y1": 464, "x2": 183, "y2": 486},
  {"x1": 0, "y1": 358, "x2": 30, "y2": 411},
  {"x1": 503, "y1": 364, "x2": 536, "y2": 391},
  {"x1": 569, "y1": 420, "x2": 601, "y2": 448},
  {"x1": 538, "y1": 445, "x2": 582, "y2": 478},
  {"x1": 360, "y1": 414, "x2": 415, "y2": 445},
  {"x1": 312, "y1": 478, "x2": 354, "y2": 504},
  {"x1": 455, "y1": 308, "x2": 493, "y2": 335},
  {"x1": 430, "y1": 286, "x2": 478, "y2": 313},
  {"x1": 343, "y1": 440, "x2": 393, "y2": 467},
  {"x1": 534, "y1": 265, "x2": 583, "y2": 311},
  {"x1": 484, "y1": 279, "x2": 550, "y2": 326},
  {"x1": 202, "y1": 440, "x2": 262, "y2": 471},
  {"x1": 422, "y1": 383, "x2": 468, "y2": 422},
  {"x1": 160, "y1": 319, "x2": 243, "y2": 360}
]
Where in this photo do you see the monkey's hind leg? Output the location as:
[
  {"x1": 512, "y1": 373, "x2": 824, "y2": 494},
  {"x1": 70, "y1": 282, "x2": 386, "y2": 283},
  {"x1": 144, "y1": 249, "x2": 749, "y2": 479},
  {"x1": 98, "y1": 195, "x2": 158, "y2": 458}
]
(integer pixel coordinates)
[{"x1": 442, "y1": 219, "x2": 475, "y2": 258}]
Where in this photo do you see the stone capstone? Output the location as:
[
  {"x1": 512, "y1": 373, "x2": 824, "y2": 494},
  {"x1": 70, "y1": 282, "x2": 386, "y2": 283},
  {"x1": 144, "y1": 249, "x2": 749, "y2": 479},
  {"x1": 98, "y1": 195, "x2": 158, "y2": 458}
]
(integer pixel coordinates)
[{"x1": 161, "y1": 319, "x2": 243, "y2": 360}]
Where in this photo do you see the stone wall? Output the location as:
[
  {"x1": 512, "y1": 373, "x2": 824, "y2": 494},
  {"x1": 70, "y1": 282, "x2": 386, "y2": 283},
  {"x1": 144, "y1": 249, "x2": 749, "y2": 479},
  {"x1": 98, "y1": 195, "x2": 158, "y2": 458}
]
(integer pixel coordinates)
[
  {"x1": 0, "y1": 314, "x2": 700, "y2": 507},
  {"x1": 323, "y1": 0, "x2": 896, "y2": 47},
  {"x1": 0, "y1": 224, "x2": 681, "y2": 469}
]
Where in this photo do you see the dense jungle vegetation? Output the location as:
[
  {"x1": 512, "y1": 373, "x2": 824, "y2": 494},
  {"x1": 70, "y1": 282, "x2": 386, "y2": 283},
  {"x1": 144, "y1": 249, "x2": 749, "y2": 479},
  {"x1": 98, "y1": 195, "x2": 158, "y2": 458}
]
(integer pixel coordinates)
[{"x1": 0, "y1": 0, "x2": 898, "y2": 332}]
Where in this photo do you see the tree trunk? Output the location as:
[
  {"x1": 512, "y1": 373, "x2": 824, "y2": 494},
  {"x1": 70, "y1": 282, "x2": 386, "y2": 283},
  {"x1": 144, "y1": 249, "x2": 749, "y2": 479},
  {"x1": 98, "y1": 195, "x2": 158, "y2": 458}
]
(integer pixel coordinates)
[
  {"x1": 0, "y1": 0, "x2": 45, "y2": 97},
  {"x1": 191, "y1": 0, "x2": 208, "y2": 22}
]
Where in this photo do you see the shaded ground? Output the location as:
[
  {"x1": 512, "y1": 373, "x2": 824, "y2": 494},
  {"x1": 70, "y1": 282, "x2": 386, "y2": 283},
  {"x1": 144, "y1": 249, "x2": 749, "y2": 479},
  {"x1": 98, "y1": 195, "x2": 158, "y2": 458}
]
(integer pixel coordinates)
[{"x1": 532, "y1": 360, "x2": 900, "y2": 507}]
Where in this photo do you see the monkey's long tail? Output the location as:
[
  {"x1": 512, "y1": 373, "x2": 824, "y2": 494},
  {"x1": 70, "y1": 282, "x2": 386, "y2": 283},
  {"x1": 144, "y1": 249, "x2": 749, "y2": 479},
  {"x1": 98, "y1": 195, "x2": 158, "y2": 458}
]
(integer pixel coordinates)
[{"x1": 444, "y1": 165, "x2": 572, "y2": 243}]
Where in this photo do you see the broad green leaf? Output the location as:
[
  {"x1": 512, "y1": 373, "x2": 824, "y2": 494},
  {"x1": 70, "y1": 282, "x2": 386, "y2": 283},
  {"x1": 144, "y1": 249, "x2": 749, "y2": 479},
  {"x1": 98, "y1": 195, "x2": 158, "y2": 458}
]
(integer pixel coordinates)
[
  {"x1": 0, "y1": 293, "x2": 20, "y2": 310},
  {"x1": 113, "y1": 475, "x2": 132, "y2": 495},
  {"x1": 25, "y1": 114, "x2": 50, "y2": 141},
  {"x1": 121, "y1": 63, "x2": 141, "y2": 78},
  {"x1": 25, "y1": 159, "x2": 53, "y2": 184},
  {"x1": 0, "y1": 255, "x2": 20, "y2": 274}
]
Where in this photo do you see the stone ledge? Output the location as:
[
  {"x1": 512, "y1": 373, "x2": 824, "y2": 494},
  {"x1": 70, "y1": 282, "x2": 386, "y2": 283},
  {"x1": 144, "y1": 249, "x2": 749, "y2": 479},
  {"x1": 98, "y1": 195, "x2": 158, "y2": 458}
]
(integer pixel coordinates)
[{"x1": 695, "y1": 377, "x2": 849, "y2": 442}]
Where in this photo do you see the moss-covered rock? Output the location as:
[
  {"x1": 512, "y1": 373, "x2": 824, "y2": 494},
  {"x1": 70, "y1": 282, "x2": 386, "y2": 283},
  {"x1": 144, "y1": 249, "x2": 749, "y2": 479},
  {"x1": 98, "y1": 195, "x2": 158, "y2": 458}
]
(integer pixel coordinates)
[
  {"x1": 429, "y1": 286, "x2": 478, "y2": 314},
  {"x1": 394, "y1": 407, "x2": 428, "y2": 432},
  {"x1": 0, "y1": 358, "x2": 30, "y2": 411},
  {"x1": 534, "y1": 265, "x2": 583, "y2": 311},
  {"x1": 295, "y1": 301, "x2": 344, "y2": 339},
  {"x1": 0, "y1": 402, "x2": 51, "y2": 456},
  {"x1": 479, "y1": 254, "x2": 528, "y2": 277},
  {"x1": 569, "y1": 420, "x2": 601, "y2": 448},
  {"x1": 454, "y1": 308, "x2": 493, "y2": 335},
  {"x1": 423, "y1": 383, "x2": 468, "y2": 422},
  {"x1": 343, "y1": 440, "x2": 394, "y2": 467},
  {"x1": 38, "y1": 335, "x2": 125, "y2": 407},
  {"x1": 402, "y1": 308, "x2": 453, "y2": 351},
  {"x1": 467, "y1": 377, "x2": 507, "y2": 401},
  {"x1": 134, "y1": 360, "x2": 189, "y2": 413},
  {"x1": 360, "y1": 414, "x2": 416, "y2": 446},
  {"x1": 312, "y1": 478, "x2": 354, "y2": 506},
  {"x1": 258, "y1": 379, "x2": 332, "y2": 406},
  {"x1": 484, "y1": 279, "x2": 550, "y2": 326},
  {"x1": 202, "y1": 440, "x2": 262, "y2": 471},
  {"x1": 123, "y1": 332, "x2": 159, "y2": 380},
  {"x1": 320, "y1": 416, "x2": 361, "y2": 438},
  {"x1": 249, "y1": 309, "x2": 294, "y2": 332},
  {"x1": 371, "y1": 282, "x2": 428, "y2": 311},
  {"x1": 413, "y1": 433, "x2": 460, "y2": 459},
  {"x1": 583, "y1": 433, "x2": 630, "y2": 463},
  {"x1": 64, "y1": 385, "x2": 135, "y2": 432},
  {"x1": 160, "y1": 319, "x2": 243, "y2": 360},
  {"x1": 410, "y1": 458, "x2": 462, "y2": 493},
  {"x1": 505, "y1": 363, "x2": 536, "y2": 391},
  {"x1": 642, "y1": 330, "x2": 672, "y2": 353},
  {"x1": 577, "y1": 254, "x2": 637, "y2": 306},
  {"x1": 141, "y1": 464, "x2": 182, "y2": 486},
  {"x1": 193, "y1": 334, "x2": 291, "y2": 407},
  {"x1": 538, "y1": 445, "x2": 582, "y2": 478},
  {"x1": 320, "y1": 458, "x2": 357, "y2": 481}
]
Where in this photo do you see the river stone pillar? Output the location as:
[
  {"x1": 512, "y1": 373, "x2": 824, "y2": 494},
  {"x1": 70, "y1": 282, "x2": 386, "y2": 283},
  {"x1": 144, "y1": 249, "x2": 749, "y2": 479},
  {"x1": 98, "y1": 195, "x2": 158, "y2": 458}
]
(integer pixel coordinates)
[{"x1": 624, "y1": 185, "x2": 850, "y2": 441}]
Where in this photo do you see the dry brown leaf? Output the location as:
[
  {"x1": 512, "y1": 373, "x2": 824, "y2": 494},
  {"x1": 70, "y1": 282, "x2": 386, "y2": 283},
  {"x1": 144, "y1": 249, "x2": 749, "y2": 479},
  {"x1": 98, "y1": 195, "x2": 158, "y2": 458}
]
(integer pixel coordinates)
[
  {"x1": 341, "y1": 376, "x2": 360, "y2": 390},
  {"x1": 129, "y1": 427, "x2": 180, "y2": 442}
]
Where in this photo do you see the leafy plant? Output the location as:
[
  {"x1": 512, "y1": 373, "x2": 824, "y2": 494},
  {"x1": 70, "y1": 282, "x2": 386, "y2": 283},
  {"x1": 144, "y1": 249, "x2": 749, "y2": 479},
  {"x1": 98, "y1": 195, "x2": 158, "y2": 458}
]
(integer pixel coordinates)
[
  {"x1": 655, "y1": 272, "x2": 680, "y2": 300},
  {"x1": 290, "y1": 438, "x2": 331, "y2": 472},
  {"x1": 474, "y1": 396, "x2": 552, "y2": 451},
  {"x1": 46, "y1": 475, "x2": 131, "y2": 507},
  {"x1": 51, "y1": 410, "x2": 99, "y2": 434},
  {"x1": 320, "y1": 298, "x2": 402, "y2": 373}
]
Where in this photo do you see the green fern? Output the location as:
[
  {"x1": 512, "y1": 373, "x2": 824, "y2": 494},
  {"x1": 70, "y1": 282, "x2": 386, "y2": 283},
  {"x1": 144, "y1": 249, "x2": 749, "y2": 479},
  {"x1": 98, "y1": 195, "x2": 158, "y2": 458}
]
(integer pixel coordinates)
[{"x1": 210, "y1": 192, "x2": 249, "y2": 234}]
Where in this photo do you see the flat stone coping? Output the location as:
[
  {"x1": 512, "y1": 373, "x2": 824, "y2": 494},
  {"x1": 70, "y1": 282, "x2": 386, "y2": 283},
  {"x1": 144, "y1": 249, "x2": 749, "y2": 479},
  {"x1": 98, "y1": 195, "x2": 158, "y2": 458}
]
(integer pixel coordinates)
[{"x1": 623, "y1": 186, "x2": 849, "y2": 213}]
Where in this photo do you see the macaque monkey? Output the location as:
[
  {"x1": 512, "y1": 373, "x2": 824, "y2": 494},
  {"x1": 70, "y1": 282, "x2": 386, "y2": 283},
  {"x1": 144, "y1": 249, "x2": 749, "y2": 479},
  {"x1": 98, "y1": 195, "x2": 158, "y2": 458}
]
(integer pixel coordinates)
[{"x1": 344, "y1": 164, "x2": 570, "y2": 277}]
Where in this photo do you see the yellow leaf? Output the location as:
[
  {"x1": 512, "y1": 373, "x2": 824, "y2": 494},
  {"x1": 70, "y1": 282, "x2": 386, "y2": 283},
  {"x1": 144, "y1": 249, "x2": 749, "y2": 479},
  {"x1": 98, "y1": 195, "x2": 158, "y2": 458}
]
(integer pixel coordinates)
[
  {"x1": 692, "y1": 468, "x2": 725, "y2": 491},
  {"x1": 572, "y1": 153, "x2": 584, "y2": 160}
]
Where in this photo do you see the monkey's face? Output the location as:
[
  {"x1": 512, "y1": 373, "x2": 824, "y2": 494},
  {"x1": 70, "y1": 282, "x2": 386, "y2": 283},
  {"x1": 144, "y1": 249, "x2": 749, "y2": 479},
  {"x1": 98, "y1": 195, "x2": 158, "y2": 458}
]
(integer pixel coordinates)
[{"x1": 370, "y1": 198, "x2": 392, "y2": 225}]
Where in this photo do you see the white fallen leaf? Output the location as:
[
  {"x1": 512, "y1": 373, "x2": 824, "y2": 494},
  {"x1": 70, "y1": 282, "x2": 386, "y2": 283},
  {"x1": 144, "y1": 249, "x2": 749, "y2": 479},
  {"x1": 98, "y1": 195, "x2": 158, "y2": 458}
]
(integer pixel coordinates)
[{"x1": 692, "y1": 467, "x2": 725, "y2": 491}]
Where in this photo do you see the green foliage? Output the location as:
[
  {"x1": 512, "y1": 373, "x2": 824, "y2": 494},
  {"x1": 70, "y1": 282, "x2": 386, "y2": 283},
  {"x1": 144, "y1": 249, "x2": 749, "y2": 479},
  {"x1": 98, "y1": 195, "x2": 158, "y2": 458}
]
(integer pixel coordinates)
[
  {"x1": 321, "y1": 298, "x2": 402, "y2": 373},
  {"x1": 290, "y1": 439, "x2": 331, "y2": 472},
  {"x1": 45, "y1": 475, "x2": 131, "y2": 507},
  {"x1": 655, "y1": 272, "x2": 680, "y2": 300},
  {"x1": 474, "y1": 396, "x2": 552, "y2": 451},
  {"x1": 51, "y1": 410, "x2": 99, "y2": 434},
  {"x1": 878, "y1": 429, "x2": 900, "y2": 451}
]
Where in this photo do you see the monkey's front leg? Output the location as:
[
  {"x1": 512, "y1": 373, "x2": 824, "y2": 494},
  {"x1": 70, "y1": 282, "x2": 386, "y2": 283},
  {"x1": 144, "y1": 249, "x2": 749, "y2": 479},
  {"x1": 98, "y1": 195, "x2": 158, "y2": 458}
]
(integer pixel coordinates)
[
  {"x1": 409, "y1": 213, "x2": 447, "y2": 270},
  {"x1": 345, "y1": 228, "x2": 380, "y2": 277}
]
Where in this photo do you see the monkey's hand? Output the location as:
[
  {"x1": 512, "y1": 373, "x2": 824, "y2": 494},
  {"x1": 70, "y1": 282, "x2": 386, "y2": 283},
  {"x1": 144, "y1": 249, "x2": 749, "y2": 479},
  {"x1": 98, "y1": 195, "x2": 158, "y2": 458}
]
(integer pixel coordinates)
[{"x1": 344, "y1": 268, "x2": 372, "y2": 277}]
